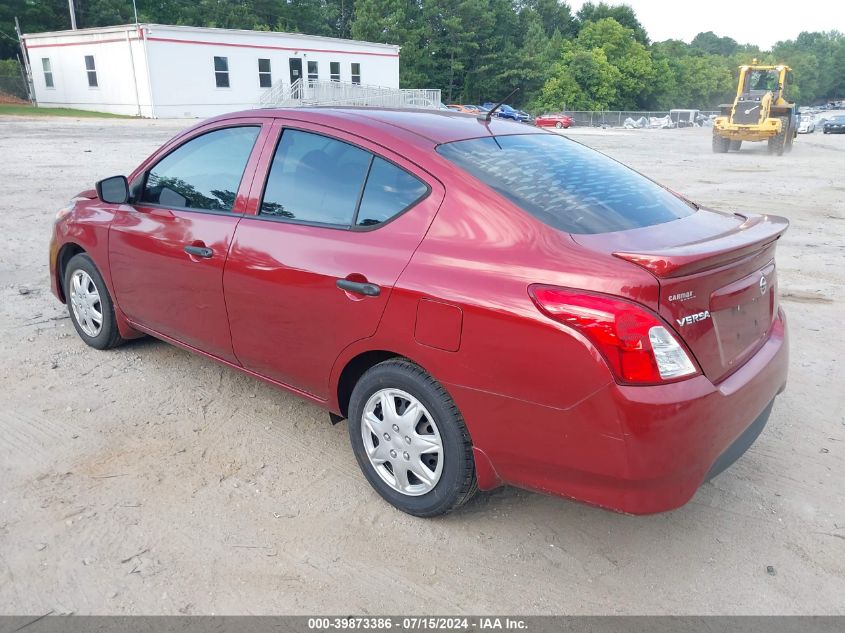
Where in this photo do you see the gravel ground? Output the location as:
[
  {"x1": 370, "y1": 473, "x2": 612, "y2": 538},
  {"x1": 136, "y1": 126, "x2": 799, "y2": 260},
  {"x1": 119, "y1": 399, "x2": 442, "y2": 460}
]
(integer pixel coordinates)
[{"x1": 0, "y1": 116, "x2": 843, "y2": 615}]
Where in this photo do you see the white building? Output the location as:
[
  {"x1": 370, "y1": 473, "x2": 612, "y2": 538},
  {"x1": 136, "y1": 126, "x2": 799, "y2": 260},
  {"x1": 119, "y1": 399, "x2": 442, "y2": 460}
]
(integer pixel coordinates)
[{"x1": 22, "y1": 24, "x2": 401, "y2": 118}]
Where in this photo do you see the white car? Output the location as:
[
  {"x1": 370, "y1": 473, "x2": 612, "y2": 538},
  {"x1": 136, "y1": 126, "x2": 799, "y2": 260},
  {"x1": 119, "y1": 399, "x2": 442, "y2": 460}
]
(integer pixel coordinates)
[{"x1": 798, "y1": 117, "x2": 816, "y2": 134}]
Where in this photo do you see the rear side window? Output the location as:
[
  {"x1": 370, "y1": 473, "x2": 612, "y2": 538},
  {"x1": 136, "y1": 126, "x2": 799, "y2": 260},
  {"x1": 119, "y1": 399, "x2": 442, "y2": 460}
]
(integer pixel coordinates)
[
  {"x1": 436, "y1": 134, "x2": 695, "y2": 234},
  {"x1": 141, "y1": 126, "x2": 260, "y2": 212},
  {"x1": 356, "y1": 158, "x2": 428, "y2": 227},
  {"x1": 260, "y1": 129, "x2": 427, "y2": 228}
]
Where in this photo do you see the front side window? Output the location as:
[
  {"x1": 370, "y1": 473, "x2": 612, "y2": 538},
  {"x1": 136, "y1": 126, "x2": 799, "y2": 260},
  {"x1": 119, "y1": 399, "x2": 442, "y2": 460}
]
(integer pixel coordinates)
[
  {"x1": 258, "y1": 58, "x2": 272, "y2": 88},
  {"x1": 260, "y1": 129, "x2": 427, "y2": 228},
  {"x1": 307, "y1": 60, "x2": 318, "y2": 82},
  {"x1": 84, "y1": 55, "x2": 97, "y2": 87},
  {"x1": 214, "y1": 56, "x2": 229, "y2": 88},
  {"x1": 141, "y1": 126, "x2": 260, "y2": 212},
  {"x1": 42, "y1": 58, "x2": 54, "y2": 88},
  {"x1": 351, "y1": 62, "x2": 361, "y2": 85},
  {"x1": 330, "y1": 62, "x2": 340, "y2": 82},
  {"x1": 437, "y1": 134, "x2": 695, "y2": 235}
]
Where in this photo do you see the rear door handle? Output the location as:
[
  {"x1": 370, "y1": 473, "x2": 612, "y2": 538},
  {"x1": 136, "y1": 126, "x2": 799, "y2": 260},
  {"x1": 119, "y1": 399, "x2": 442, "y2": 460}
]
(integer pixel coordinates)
[
  {"x1": 336, "y1": 279, "x2": 380, "y2": 297},
  {"x1": 184, "y1": 245, "x2": 213, "y2": 258}
]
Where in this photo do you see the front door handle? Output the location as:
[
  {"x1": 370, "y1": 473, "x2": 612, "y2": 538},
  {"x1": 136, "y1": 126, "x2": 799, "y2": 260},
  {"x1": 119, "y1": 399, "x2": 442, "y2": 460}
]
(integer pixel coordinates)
[
  {"x1": 184, "y1": 245, "x2": 213, "y2": 258},
  {"x1": 336, "y1": 279, "x2": 380, "y2": 297}
]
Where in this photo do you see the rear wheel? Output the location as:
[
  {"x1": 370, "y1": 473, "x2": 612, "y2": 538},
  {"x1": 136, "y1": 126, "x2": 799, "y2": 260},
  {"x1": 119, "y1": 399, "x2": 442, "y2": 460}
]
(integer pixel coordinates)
[
  {"x1": 347, "y1": 359, "x2": 477, "y2": 517},
  {"x1": 712, "y1": 131, "x2": 730, "y2": 153},
  {"x1": 64, "y1": 253, "x2": 124, "y2": 350}
]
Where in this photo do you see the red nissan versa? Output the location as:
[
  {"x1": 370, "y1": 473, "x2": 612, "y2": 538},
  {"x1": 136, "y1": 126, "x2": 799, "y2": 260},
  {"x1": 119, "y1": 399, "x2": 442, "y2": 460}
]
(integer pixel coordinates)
[{"x1": 49, "y1": 108, "x2": 789, "y2": 517}]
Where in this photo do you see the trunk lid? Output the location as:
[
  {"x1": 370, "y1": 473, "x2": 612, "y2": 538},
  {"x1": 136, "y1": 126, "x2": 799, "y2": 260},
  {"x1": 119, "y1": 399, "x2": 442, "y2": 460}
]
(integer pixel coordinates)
[{"x1": 572, "y1": 209, "x2": 788, "y2": 382}]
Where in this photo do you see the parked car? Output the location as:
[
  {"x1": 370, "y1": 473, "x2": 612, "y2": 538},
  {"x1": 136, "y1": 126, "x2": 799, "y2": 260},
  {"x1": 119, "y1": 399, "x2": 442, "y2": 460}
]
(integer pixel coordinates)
[
  {"x1": 823, "y1": 115, "x2": 845, "y2": 133},
  {"x1": 535, "y1": 113, "x2": 573, "y2": 129},
  {"x1": 447, "y1": 104, "x2": 484, "y2": 115},
  {"x1": 51, "y1": 109, "x2": 788, "y2": 518},
  {"x1": 797, "y1": 117, "x2": 815, "y2": 134},
  {"x1": 481, "y1": 102, "x2": 529, "y2": 122}
]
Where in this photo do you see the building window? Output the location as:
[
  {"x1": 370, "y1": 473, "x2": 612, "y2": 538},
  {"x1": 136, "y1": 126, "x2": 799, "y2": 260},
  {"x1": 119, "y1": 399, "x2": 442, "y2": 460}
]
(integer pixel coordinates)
[
  {"x1": 330, "y1": 61, "x2": 340, "y2": 82},
  {"x1": 307, "y1": 60, "x2": 318, "y2": 83},
  {"x1": 41, "y1": 58, "x2": 54, "y2": 88},
  {"x1": 214, "y1": 56, "x2": 229, "y2": 88},
  {"x1": 258, "y1": 58, "x2": 272, "y2": 88},
  {"x1": 84, "y1": 55, "x2": 97, "y2": 88},
  {"x1": 351, "y1": 63, "x2": 361, "y2": 85}
]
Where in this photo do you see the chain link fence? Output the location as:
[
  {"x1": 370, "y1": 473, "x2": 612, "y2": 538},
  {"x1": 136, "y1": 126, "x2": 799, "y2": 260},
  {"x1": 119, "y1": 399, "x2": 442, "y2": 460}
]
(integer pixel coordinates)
[
  {"x1": 560, "y1": 110, "x2": 721, "y2": 127},
  {"x1": 0, "y1": 58, "x2": 31, "y2": 103}
]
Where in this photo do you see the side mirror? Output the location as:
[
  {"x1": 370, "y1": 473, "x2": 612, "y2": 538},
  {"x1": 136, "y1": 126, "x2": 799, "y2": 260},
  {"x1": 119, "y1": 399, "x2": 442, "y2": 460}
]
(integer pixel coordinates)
[{"x1": 95, "y1": 175, "x2": 129, "y2": 204}]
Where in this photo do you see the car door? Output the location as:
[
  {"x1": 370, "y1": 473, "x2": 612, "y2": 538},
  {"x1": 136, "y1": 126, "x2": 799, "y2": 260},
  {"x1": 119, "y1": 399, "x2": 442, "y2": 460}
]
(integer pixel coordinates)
[
  {"x1": 223, "y1": 121, "x2": 444, "y2": 399},
  {"x1": 108, "y1": 120, "x2": 270, "y2": 363}
]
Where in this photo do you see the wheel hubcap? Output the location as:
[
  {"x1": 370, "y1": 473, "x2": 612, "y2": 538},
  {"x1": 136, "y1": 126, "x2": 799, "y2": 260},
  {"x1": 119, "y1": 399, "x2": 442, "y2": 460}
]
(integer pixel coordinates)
[
  {"x1": 69, "y1": 269, "x2": 103, "y2": 337},
  {"x1": 361, "y1": 388, "x2": 444, "y2": 496}
]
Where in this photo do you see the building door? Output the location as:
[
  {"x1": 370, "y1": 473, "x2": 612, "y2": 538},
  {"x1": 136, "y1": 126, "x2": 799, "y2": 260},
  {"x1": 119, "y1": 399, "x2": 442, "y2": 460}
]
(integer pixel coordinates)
[{"x1": 289, "y1": 58, "x2": 303, "y2": 86}]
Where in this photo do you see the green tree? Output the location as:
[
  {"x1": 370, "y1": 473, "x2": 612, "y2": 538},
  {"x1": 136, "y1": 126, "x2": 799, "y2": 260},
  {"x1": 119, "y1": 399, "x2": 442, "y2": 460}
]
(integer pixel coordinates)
[
  {"x1": 576, "y1": 17, "x2": 654, "y2": 108},
  {"x1": 576, "y1": 1, "x2": 648, "y2": 43}
]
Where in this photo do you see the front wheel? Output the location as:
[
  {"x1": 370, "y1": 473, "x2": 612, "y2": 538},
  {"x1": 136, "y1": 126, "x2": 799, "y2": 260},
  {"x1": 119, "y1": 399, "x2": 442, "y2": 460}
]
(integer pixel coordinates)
[
  {"x1": 712, "y1": 131, "x2": 730, "y2": 153},
  {"x1": 348, "y1": 359, "x2": 477, "y2": 517},
  {"x1": 64, "y1": 253, "x2": 124, "y2": 350}
]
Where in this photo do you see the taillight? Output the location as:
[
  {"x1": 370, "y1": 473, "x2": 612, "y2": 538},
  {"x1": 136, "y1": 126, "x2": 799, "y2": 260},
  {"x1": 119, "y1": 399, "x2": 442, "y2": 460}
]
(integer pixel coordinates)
[{"x1": 528, "y1": 285, "x2": 699, "y2": 385}]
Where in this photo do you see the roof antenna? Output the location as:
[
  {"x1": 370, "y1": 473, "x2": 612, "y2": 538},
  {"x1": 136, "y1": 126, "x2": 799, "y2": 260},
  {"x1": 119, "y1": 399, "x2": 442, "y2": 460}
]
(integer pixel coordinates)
[{"x1": 480, "y1": 87, "x2": 519, "y2": 122}]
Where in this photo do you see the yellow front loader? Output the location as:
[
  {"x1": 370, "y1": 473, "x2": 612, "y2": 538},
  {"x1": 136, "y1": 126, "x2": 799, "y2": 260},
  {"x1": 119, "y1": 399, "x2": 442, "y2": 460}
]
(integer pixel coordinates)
[{"x1": 713, "y1": 61, "x2": 797, "y2": 155}]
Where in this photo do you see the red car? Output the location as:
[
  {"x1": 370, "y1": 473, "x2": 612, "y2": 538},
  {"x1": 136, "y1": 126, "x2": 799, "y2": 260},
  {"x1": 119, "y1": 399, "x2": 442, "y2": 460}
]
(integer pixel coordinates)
[
  {"x1": 50, "y1": 109, "x2": 788, "y2": 517},
  {"x1": 535, "y1": 113, "x2": 573, "y2": 129}
]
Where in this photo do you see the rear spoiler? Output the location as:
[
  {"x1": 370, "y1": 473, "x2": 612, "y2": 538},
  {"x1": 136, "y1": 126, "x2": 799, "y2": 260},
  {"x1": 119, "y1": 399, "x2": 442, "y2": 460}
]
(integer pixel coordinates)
[{"x1": 613, "y1": 213, "x2": 789, "y2": 278}]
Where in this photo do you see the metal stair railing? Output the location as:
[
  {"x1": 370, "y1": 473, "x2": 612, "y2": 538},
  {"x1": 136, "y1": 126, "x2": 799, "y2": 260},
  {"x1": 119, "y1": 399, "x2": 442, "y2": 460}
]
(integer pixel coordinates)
[{"x1": 258, "y1": 79, "x2": 441, "y2": 109}]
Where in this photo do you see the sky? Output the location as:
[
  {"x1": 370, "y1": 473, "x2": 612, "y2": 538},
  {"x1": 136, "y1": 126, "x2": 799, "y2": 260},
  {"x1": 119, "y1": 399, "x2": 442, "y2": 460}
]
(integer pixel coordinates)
[{"x1": 568, "y1": 0, "x2": 845, "y2": 49}]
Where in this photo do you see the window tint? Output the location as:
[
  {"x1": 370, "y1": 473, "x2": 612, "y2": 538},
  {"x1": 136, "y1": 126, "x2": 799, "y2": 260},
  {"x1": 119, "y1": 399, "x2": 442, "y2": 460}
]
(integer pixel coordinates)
[
  {"x1": 261, "y1": 129, "x2": 371, "y2": 226},
  {"x1": 258, "y1": 58, "x2": 272, "y2": 88},
  {"x1": 437, "y1": 134, "x2": 695, "y2": 235},
  {"x1": 142, "y1": 126, "x2": 260, "y2": 212},
  {"x1": 356, "y1": 158, "x2": 427, "y2": 227},
  {"x1": 42, "y1": 58, "x2": 54, "y2": 88},
  {"x1": 84, "y1": 55, "x2": 97, "y2": 87},
  {"x1": 330, "y1": 62, "x2": 340, "y2": 81},
  {"x1": 214, "y1": 56, "x2": 229, "y2": 88}
]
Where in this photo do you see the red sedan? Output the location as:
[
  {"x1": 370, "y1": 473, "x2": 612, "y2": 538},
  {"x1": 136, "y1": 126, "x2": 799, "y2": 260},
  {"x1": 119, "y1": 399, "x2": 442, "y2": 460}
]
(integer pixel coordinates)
[
  {"x1": 50, "y1": 108, "x2": 788, "y2": 517},
  {"x1": 535, "y1": 113, "x2": 573, "y2": 128}
]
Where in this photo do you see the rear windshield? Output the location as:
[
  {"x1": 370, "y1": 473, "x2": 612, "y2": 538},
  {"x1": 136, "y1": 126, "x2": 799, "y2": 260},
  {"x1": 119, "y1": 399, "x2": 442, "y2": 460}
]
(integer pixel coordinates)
[{"x1": 436, "y1": 134, "x2": 695, "y2": 234}]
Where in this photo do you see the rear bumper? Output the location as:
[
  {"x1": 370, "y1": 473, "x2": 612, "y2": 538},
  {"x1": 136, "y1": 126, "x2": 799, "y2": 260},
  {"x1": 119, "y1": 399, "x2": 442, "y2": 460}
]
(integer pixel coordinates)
[{"x1": 455, "y1": 309, "x2": 788, "y2": 514}]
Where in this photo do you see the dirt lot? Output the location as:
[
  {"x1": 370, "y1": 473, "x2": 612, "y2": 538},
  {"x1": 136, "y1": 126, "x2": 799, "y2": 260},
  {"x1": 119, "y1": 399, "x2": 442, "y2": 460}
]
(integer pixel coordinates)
[{"x1": 0, "y1": 116, "x2": 843, "y2": 615}]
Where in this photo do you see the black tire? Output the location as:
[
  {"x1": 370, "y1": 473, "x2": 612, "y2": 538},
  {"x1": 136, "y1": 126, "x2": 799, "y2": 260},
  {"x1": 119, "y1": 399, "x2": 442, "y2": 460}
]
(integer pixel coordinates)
[
  {"x1": 63, "y1": 253, "x2": 124, "y2": 350},
  {"x1": 768, "y1": 117, "x2": 788, "y2": 155},
  {"x1": 348, "y1": 358, "x2": 477, "y2": 517},
  {"x1": 712, "y1": 131, "x2": 730, "y2": 153},
  {"x1": 729, "y1": 140, "x2": 742, "y2": 151}
]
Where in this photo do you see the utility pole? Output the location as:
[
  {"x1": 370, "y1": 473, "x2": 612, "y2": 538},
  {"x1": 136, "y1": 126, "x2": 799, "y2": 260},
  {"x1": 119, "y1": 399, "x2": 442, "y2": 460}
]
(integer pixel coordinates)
[
  {"x1": 132, "y1": 0, "x2": 139, "y2": 25},
  {"x1": 14, "y1": 17, "x2": 34, "y2": 103},
  {"x1": 68, "y1": 0, "x2": 77, "y2": 29}
]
